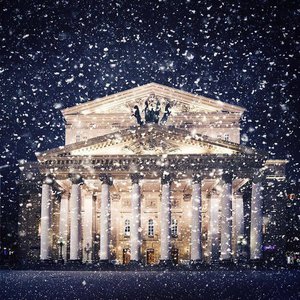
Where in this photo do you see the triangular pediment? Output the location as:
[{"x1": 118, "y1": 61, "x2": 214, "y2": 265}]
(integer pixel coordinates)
[
  {"x1": 38, "y1": 125, "x2": 257, "y2": 160},
  {"x1": 62, "y1": 83, "x2": 245, "y2": 117}
]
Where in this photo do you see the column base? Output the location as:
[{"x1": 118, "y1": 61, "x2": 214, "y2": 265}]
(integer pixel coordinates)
[
  {"x1": 190, "y1": 259, "x2": 204, "y2": 265},
  {"x1": 129, "y1": 260, "x2": 141, "y2": 266},
  {"x1": 57, "y1": 258, "x2": 65, "y2": 264},
  {"x1": 209, "y1": 259, "x2": 220, "y2": 266},
  {"x1": 99, "y1": 259, "x2": 112, "y2": 266},
  {"x1": 85, "y1": 260, "x2": 93, "y2": 264},
  {"x1": 219, "y1": 258, "x2": 234, "y2": 266},
  {"x1": 40, "y1": 259, "x2": 53, "y2": 264},
  {"x1": 159, "y1": 259, "x2": 173, "y2": 267},
  {"x1": 68, "y1": 259, "x2": 82, "y2": 264},
  {"x1": 249, "y1": 259, "x2": 263, "y2": 268}
]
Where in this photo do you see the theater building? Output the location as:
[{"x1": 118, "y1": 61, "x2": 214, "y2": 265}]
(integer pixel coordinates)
[{"x1": 18, "y1": 83, "x2": 288, "y2": 266}]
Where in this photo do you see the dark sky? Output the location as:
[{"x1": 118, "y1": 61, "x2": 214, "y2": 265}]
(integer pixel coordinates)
[{"x1": 0, "y1": 0, "x2": 299, "y2": 185}]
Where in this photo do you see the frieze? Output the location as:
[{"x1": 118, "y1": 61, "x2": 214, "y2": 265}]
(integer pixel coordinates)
[
  {"x1": 183, "y1": 193, "x2": 191, "y2": 201},
  {"x1": 122, "y1": 198, "x2": 131, "y2": 207},
  {"x1": 145, "y1": 198, "x2": 157, "y2": 208},
  {"x1": 111, "y1": 193, "x2": 121, "y2": 202},
  {"x1": 123, "y1": 138, "x2": 179, "y2": 155}
]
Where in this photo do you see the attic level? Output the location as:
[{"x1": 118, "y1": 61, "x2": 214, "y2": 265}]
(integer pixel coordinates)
[{"x1": 62, "y1": 83, "x2": 245, "y2": 145}]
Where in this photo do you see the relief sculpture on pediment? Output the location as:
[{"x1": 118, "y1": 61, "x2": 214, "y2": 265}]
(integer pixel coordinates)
[{"x1": 123, "y1": 136, "x2": 179, "y2": 155}]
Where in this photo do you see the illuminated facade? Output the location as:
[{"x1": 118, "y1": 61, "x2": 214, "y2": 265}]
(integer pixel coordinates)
[{"x1": 18, "y1": 83, "x2": 288, "y2": 265}]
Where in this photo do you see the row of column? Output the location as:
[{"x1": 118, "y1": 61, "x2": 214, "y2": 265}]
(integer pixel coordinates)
[{"x1": 40, "y1": 173, "x2": 263, "y2": 263}]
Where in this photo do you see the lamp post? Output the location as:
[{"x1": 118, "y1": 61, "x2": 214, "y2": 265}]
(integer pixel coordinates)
[
  {"x1": 84, "y1": 243, "x2": 92, "y2": 263},
  {"x1": 57, "y1": 236, "x2": 65, "y2": 263}
]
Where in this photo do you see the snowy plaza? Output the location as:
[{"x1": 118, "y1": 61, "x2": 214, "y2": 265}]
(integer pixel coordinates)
[{"x1": 1, "y1": 269, "x2": 300, "y2": 300}]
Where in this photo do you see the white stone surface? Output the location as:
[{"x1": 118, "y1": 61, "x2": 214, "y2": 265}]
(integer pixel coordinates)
[
  {"x1": 191, "y1": 181, "x2": 202, "y2": 261},
  {"x1": 59, "y1": 193, "x2": 69, "y2": 260},
  {"x1": 70, "y1": 184, "x2": 81, "y2": 260},
  {"x1": 100, "y1": 183, "x2": 110, "y2": 260},
  {"x1": 40, "y1": 183, "x2": 52, "y2": 260},
  {"x1": 160, "y1": 182, "x2": 171, "y2": 261},
  {"x1": 232, "y1": 194, "x2": 244, "y2": 258},
  {"x1": 208, "y1": 195, "x2": 220, "y2": 261},
  {"x1": 131, "y1": 182, "x2": 141, "y2": 262},
  {"x1": 83, "y1": 192, "x2": 93, "y2": 262},
  {"x1": 250, "y1": 181, "x2": 263, "y2": 260},
  {"x1": 220, "y1": 181, "x2": 233, "y2": 260}
]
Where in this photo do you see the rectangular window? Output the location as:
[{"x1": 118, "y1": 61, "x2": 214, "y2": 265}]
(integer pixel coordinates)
[
  {"x1": 224, "y1": 133, "x2": 229, "y2": 141},
  {"x1": 148, "y1": 219, "x2": 154, "y2": 237},
  {"x1": 171, "y1": 219, "x2": 178, "y2": 238},
  {"x1": 75, "y1": 135, "x2": 80, "y2": 142},
  {"x1": 124, "y1": 219, "x2": 130, "y2": 237}
]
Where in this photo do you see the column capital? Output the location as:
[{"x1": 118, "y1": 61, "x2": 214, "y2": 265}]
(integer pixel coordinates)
[
  {"x1": 42, "y1": 175, "x2": 54, "y2": 185},
  {"x1": 99, "y1": 173, "x2": 113, "y2": 185},
  {"x1": 130, "y1": 173, "x2": 143, "y2": 184},
  {"x1": 68, "y1": 173, "x2": 83, "y2": 185},
  {"x1": 250, "y1": 170, "x2": 265, "y2": 184},
  {"x1": 161, "y1": 172, "x2": 172, "y2": 185},
  {"x1": 192, "y1": 174, "x2": 203, "y2": 183},
  {"x1": 221, "y1": 172, "x2": 233, "y2": 184}
]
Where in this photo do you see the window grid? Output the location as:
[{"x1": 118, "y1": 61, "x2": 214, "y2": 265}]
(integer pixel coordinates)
[
  {"x1": 171, "y1": 219, "x2": 178, "y2": 238},
  {"x1": 124, "y1": 219, "x2": 130, "y2": 237},
  {"x1": 148, "y1": 219, "x2": 154, "y2": 237}
]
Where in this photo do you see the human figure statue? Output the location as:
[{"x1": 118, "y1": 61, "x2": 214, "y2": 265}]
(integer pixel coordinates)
[
  {"x1": 132, "y1": 96, "x2": 171, "y2": 125},
  {"x1": 154, "y1": 100, "x2": 160, "y2": 124},
  {"x1": 145, "y1": 99, "x2": 160, "y2": 123},
  {"x1": 132, "y1": 105, "x2": 143, "y2": 125},
  {"x1": 160, "y1": 102, "x2": 171, "y2": 124},
  {"x1": 145, "y1": 100, "x2": 150, "y2": 123}
]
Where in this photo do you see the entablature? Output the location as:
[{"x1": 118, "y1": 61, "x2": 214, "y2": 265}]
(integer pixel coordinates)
[{"x1": 38, "y1": 153, "x2": 266, "y2": 181}]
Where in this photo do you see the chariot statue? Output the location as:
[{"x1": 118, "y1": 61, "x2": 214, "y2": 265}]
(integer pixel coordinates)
[{"x1": 132, "y1": 94, "x2": 171, "y2": 125}]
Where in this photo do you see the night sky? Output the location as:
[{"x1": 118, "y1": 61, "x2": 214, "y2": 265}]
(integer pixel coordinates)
[{"x1": 0, "y1": 0, "x2": 299, "y2": 191}]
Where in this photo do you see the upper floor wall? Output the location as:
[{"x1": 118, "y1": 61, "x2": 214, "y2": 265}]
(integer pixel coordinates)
[{"x1": 62, "y1": 83, "x2": 245, "y2": 145}]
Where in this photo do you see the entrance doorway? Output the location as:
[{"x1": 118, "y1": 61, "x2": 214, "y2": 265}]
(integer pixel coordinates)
[
  {"x1": 146, "y1": 249, "x2": 155, "y2": 265},
  {"x1": 171, "y1": 248, "x2": 179, "y2": 265},
  {"x1": 123, "y1": 248, "x2": 131, "y2": 265}
]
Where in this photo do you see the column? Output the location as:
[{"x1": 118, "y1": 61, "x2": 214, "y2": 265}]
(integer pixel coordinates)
[
  {"x1": 99, "y1": 174, "x2": 112, "y2": 262},
  {"x1": 233, "y1": 193, "x2": 244, "y2": 259},
  {"x1": 250, "y1": 176, "x2": 263, "y2": 260},
  {"x1": 83, "y1": 191, "x2": 93, "y2": 263},
  {"x1": 190, "y1": 174, "x2": 202, "y2": 263},
  {"x1": 220, "y1": 173, "x2": 233, "y2": 261},
  {"x1": 69, "y1": 175, "x2": 82, "y2": 261},
  {"x1": 208, "y1": 192, "x2": 220, "y2": 262},
  {"x1": 130, "y1": 174, "x2": 141, "y2": 263},
  {"x1": 40, "y1": 177, "x2": 53, "y2": 261},
  {"x1": 59, "y1": 192, "x2": 69, "y2": 261},
  {"x1": 160, "y1": 172, "x2": 172, "y2": 263}
]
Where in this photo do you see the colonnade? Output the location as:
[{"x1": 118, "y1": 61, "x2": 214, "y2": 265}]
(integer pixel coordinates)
[{"x1": 40, "y1": 172, "x2": 263, "y2": 264}]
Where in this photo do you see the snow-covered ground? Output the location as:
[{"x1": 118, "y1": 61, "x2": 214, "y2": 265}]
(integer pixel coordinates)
[{"x1": 1, "y1": 270, "x2": 299, "y2": 299}]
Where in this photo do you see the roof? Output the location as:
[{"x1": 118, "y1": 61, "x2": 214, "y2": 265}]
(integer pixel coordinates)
[
  {"x1": 37, "y1": 124, "x2": 263, "y2": 160},
  {"x1": 61, "y1": 82, "x2": 246, "y2": 115}
]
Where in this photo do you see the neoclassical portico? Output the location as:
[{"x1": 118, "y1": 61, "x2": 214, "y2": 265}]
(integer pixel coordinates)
[
  {"x1": 34, "y1": 83, "x2": 286, "y2": 266},
  {"x1": 39, "y1": 151, "x2": 265, "y2": 265}
]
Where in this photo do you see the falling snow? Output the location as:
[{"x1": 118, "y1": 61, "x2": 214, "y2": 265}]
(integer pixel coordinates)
[{"x1": 0, "y1": 1, "x2": 299, "y2": 298}]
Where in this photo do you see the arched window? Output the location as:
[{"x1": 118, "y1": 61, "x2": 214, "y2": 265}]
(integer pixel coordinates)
[
  {"x1": 171, "y1": 219, "x2": 178, "y2": 238},
  {"x1": 124, "y1": 219, "x2": 130, "y2": 237},
  {"x1": 148, "y1": 219, "x2": 154, "y2": 237}
]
